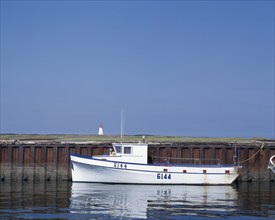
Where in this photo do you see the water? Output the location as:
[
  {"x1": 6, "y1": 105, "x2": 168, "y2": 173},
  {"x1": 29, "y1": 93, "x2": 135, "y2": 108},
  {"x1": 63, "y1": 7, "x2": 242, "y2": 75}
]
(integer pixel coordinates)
[{"x1": 0, "y1": 181, "x2": 275, "y2": 219}]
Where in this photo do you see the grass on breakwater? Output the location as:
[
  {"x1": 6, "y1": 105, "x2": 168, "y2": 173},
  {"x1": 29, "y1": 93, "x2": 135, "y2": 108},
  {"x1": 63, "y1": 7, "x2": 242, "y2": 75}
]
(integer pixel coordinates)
[{"x1": 0, "y1": 134, "x2": 267, "y2": 143}]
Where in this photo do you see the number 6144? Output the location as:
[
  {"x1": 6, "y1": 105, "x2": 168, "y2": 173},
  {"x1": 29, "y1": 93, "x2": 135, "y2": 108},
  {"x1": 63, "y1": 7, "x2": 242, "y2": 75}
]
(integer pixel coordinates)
[{"x1": 157, "y1": 173, "x2": 171, "y2": 180}]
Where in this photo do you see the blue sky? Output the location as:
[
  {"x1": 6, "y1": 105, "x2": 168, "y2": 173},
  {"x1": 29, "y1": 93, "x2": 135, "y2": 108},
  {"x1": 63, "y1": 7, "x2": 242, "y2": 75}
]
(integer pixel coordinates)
[{"x1": 1, "y1": 1, "x2": 274, "y2": 138}]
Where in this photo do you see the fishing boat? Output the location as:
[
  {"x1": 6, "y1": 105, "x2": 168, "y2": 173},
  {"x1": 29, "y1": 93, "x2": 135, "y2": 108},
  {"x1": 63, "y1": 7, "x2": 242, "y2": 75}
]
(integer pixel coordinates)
[
  {"x1": 70, "y1": 142, "x2": 241, "y2": 185},
  {"x1": 268, "y1": 155, "x2": 275, "y2": 174}
]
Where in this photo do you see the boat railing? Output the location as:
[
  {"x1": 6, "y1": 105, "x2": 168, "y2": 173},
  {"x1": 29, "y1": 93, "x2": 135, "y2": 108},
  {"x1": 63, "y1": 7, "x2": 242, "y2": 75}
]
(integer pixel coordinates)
[{"x1": 150, "y1": 156, "x2": 220, "y2": 165}]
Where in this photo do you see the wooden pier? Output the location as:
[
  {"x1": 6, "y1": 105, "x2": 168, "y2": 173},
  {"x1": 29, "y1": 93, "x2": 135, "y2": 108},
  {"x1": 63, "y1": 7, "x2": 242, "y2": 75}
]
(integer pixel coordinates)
[{"x1": 0, "y1": 141, "x2": 275, "y2": 182}]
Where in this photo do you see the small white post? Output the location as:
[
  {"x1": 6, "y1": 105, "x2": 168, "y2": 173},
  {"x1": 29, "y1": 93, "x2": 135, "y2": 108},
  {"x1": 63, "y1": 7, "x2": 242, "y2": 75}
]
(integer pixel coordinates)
[{"x1": 98, "y1": 124, "x2": 104, "y2": 136}]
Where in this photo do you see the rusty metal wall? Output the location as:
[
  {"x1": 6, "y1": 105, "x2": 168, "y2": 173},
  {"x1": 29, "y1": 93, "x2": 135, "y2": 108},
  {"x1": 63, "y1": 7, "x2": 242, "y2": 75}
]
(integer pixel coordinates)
[{"x1": 0, "y1": 142, "x2": 274, "y2": 182}]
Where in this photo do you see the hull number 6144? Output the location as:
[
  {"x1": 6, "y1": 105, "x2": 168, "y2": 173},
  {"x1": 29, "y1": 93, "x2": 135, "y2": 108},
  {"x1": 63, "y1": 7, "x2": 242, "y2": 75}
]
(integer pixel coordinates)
[{"x1": 157, "y1": 173, "x2": 171, "y2": 180}]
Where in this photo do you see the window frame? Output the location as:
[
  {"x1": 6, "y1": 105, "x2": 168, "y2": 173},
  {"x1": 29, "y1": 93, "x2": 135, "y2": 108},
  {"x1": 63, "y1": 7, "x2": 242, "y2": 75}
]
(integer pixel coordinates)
[
  {"x1": 114, "y1": 145, "x2": 122, "y2": 154},
  {"x1": 123, "y1": 146, "x2": 132, "y2": 154}
]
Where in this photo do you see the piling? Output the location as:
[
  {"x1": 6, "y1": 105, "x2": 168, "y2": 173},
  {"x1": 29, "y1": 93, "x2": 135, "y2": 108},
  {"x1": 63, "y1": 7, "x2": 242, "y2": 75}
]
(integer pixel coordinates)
[{"x1": 0, "y1": 140, "x2": 274, "y2": 182}]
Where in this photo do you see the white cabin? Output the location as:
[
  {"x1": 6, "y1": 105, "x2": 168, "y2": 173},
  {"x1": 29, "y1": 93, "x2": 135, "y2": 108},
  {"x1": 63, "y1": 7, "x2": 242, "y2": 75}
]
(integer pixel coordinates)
[{"x1": 93, "y1": 143, "x2": 148, "y2": 164}]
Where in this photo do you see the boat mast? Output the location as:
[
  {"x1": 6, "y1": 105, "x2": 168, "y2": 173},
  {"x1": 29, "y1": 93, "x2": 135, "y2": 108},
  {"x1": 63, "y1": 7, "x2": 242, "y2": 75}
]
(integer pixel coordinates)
[{"x1": 120, "y1": 110, "x2": 124, "y2": 143}]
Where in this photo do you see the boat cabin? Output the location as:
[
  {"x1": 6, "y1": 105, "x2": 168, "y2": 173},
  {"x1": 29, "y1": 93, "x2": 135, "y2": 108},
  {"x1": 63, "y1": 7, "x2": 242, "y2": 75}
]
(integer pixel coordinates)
[
  {"x1": 94, "y1": 143, "x2": 148, "y2": 164},
  {"x1": 111, "y1": 143, "x2": 148, "y2": 164}
]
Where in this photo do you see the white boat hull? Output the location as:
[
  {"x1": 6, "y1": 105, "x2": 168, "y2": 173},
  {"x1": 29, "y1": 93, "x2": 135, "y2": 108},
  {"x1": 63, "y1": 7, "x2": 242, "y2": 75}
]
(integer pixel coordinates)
[
  {"x1": 70, "y1": 154, "x2": 240, "y2": 185},
  {"x1": 268, "y1": 155, "x2": 275, "y2": 174}
]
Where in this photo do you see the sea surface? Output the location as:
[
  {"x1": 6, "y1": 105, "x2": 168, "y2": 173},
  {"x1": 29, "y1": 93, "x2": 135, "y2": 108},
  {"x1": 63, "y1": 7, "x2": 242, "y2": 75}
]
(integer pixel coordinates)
[{"x1": 0, "y1": 181, "x2": 274, "y2": 220}]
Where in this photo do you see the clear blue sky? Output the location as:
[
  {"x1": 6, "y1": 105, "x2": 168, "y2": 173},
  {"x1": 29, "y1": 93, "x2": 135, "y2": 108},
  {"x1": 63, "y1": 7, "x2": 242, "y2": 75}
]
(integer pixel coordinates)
[{"x1": 1, "y1": 1, "x2": 274, "y2": 138}]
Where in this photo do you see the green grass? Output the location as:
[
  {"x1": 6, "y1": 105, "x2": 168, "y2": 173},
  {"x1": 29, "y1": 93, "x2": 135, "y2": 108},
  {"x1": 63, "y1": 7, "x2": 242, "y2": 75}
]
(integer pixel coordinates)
[{"x1": 0, "y1": 134, "x2": 269, "y2": 143}]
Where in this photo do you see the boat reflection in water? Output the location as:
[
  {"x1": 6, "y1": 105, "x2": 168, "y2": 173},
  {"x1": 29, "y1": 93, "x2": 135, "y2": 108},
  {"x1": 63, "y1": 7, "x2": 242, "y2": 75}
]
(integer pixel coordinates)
[{"x1": 70, "y1": 183, "x2": 237, "y2": 219}]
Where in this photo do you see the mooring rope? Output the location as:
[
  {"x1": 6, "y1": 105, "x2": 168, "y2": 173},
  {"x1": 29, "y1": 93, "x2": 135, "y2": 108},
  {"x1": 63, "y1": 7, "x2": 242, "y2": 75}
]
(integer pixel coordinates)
[
  {"x1": 236, "y1": 143, "x2": 265, "y2": 180},
  {"x1": 238, "y1": 143, "x2": 265, "y2": 164}
]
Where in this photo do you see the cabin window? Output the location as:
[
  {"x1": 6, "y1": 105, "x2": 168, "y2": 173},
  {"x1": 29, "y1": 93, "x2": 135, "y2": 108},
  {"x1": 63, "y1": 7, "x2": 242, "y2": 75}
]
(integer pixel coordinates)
[
  {"x1": 114, "y1": 146, "x2": 122, "y2": 153},
  {"x1": 124, "y1": 146, "x2": 132, "y2": 154}
]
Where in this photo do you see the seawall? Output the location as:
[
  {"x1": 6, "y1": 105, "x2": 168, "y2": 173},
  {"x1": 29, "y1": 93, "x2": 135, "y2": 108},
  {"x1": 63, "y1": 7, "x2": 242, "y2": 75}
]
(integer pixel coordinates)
[{"x1": 0, "y1": 141, "x2": 275, "y2": 182}]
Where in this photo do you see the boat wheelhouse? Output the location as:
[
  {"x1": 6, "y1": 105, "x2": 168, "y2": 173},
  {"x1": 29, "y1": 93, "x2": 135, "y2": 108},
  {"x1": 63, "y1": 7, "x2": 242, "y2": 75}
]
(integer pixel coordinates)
[{"x1": 70, "y1": 142, "x2": 241, "y2": 185}]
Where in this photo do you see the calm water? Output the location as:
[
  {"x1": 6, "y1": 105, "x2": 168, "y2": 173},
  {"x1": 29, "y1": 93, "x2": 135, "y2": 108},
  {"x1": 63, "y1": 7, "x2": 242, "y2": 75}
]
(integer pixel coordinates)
[{"x1": 0, "y1": 181, "x2": 274, "y2": 219}]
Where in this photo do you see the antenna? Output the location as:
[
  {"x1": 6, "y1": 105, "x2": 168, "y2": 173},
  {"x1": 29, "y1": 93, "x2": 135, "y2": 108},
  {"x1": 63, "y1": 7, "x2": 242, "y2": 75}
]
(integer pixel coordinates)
[{"x1": 120, "y1": 110, "x2": 125, "y2": 143}]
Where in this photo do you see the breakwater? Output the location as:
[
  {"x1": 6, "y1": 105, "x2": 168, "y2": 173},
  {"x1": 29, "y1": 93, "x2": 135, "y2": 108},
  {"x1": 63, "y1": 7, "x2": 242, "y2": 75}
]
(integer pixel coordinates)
[{"x1": 0, "y1": 141, "x2": 275, "y2": 182}]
